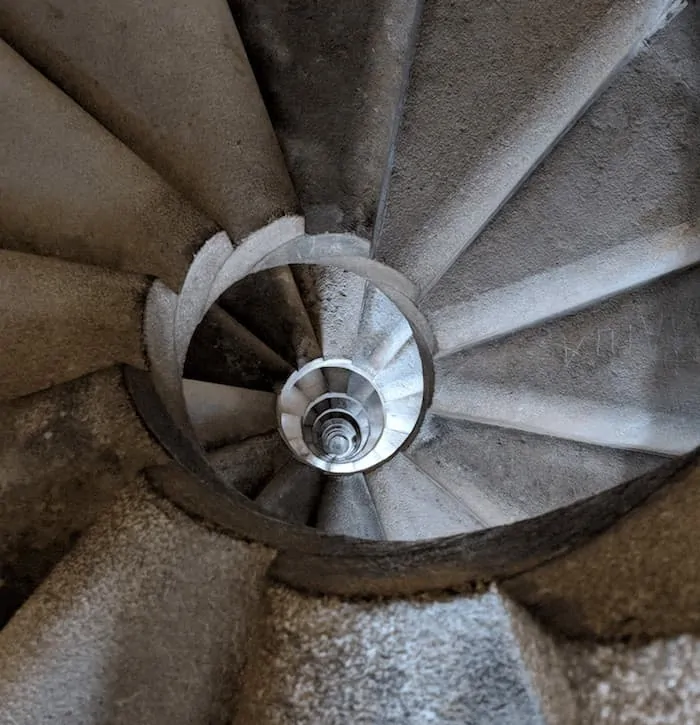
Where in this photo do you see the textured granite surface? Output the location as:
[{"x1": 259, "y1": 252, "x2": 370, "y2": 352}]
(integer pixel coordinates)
[
  {"x1": 504, "y1": 465, "x2": 700, "y2": 639},
  {"x1": 0, "y1": 482, "x2": 275, "y2": 725},
  {"x1": 0, "y1": 249, "x2": 149, "y2": 400},
  {"x1": 233, "y1": 583, "x2": 576, "y2": 724},
  {"x1": 566, "y1": 635, "x2": 700, "y2": 724},
  {"x1": 0, "y1": 367, "x2": 168, "y2": 626}
]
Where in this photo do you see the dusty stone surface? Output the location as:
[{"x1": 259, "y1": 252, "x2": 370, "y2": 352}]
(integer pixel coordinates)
[
  {"x1": 0, "y1": 39, "x2": 214, "y2": 288},
  {"x1": 566, "y1": 635, "x2": 700, "y2": 724},
  {"x1": 0, "y1": 367, "x2": 168, "y2": 625},
  {"x1": 378, "y1": 0, "x2": 683, "y2": 292},
  {"x1": 504, "y1": 465, "x2": 700, "y2": 639},
  {"x1": 0, "y1": 0, "x2": 297, "y2": 242},
  {"x1": 233, "y1": 583, "x2": 576, "y2": 724},
  {"x1": 232, "y1": 0, "x2": 421, "y2": 237},
  {"x1": 0, "y1": 482, "x2": 275, "y2": 725},
  {"x1": 0, "y1": 250, "x2": 150, "y2": 400}
]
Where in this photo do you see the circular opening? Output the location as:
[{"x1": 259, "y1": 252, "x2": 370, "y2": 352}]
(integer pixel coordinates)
[{"x1": 278, "y1": 358, "x2": 421, "y2": 474}]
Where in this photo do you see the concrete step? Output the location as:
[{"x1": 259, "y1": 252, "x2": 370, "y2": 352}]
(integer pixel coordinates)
[
  {"x1": 565, "y1": 634, "x2": 700, "y2": 724},
  {"x1": 431, "y1": 269, "x2": 700, "y2": 458},
  {"x1": 376, "y1": 0, "x2": 684, "y2": 294},
  {"x1": 0, "y1": 39, "x2": 214, "y2": 287},
  {"x1": 182, "y1": 379, "x2": 277, "y2": 449},
  {"x1": 219, "y1": 266, "x2": 321, "y2": 367},
  {"x1": 0, "y1": 367, "x2": 168, "y2": 626},
  {"x1": 423, "y1": 15, "x2": 698, "y2": 345},
  {"x1": 366, "y1": 453, "x2": 483, "y2": 540},
  {"x1": 502, "y1": 460, "x2": 700, "y2": 641},
  {"x1": 206, "y1": 433, "x2": 292, "y2": 498},
  {"x1": 0, "y1": 250, "x2": 149, "y2": 400},
  {"x1": 185, "y1": 305, "x2": 292, "y2": 391},
  {"x1": 0, "y1": 0, "x2": 313, "y2": 356},
  {"x1": 0, "y1": 0, "x2": 296, "y2": 242},
  {"x1": 316, "y1": 473, "x2": 386, "y2": 540},
  {"x1": 232, "y1": 0, "x2": 423, "y2": 238},
  {"x1": 0, "y1": 481, "x2": 275, "y2": 725},
  {"x1": 233, "y1": 583, "x2": 577, "y2": 724},
  {"x1": 254, "y1": 460, "x2": 325, "y2": 525},
  {"x1": 351, "y1": 285, "x2": 413, "y2": 376},
  {"x1": 294, "y1": 265, "x2": 368, "y2": 360},
  {"x1": 408, "y1": 413, "x2": 663, "y2": 526}
]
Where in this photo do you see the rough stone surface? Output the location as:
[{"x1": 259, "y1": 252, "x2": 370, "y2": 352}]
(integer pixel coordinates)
[
  {"x1": 219, "y1": 267, "x2": 321, "y2": 366},
  {"x1": 231, "y1": 0, "x2": 422, "y2": 237},
  {"x1": 408, "y1": 414, "x2": 662, "y2": 526},
  {"x1": 0, "y1": 39, "x2": 214, "y2": 287},
  {"x1": 0, "y1": 0, "x2": 297, "y2": 241},
  {"x1": 377, "y1": 0, "x2": 685, "y2": 292},
  {"x1": 207, "y1": 433, "x2": 292, "y2": 498},
  {"x1": 504, "y1": 465, "x2": 700, "y2": 639},
  {"x1": 0, "y1": 367, "x2": 168, "y2": 626},
  {"x1": 0, "y1": 250, "x2": 150, "y2": 400},
  {"x1": 185, "y1": 305, "x2": 292, "y2": 391},
  {"x1": 293, "y1": 264, "x2": 368, "y2": 360},
  {"x1": 233, "y1": 583, "x2": 576, "y2": 724},
  {"x1": 566, "y1": 636, "x2": 700, "y2": 724},
  {"x1": 422, "y1": 13, "x2": 698, "y2": 311},
  {"x1": 0, "y1": 482, "x2": 275, "y2": 725}
]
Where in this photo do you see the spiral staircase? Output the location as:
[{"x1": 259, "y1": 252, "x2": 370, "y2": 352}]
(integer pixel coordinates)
[{"x1": 0, "y1": 0, "x2": 698, "y2": 722}]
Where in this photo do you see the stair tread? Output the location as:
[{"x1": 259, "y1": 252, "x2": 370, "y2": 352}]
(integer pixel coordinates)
[
  {"x1": 294, "y1": 265, "x2": 367, "y2": 360},
  {"x1": 233, "y1": 583, "x2": 577, "y2": 725},
  {"x1": 218, "y1": 267, "x2": 321, "y2": 367},
  {"x1": 376, "y1": 0, "x2": 681, "y2": 293},
  {"x1": 366, "y1": 453, "x2": 483, "y2": 540},
  {"x1": 207, "y1": 433, "x2": 292, "y2": 498},
  {"x1": 316, "y1": 473, "x2": 385, "y2": 540},
  {"x1": 0, "y1": 482, "x2": 275, "y2": 724},
  {"x1": 0, "y1": 367, "x2": 168, "y2": 626},
  {"x1": 0, "y1": 249, "x2": 150, "y2": 400},
  {"x1": 0, "y1": 39, "x2": 214, "y2": 286},
  {"x1": 232, "y1": 0, "x2": 422, "y2": 238},
  {"x1": 255, "y1": 460, "x2": 324, "y2": 525},
  {"x1": 432, "y1": 269, "x2": 700, "y2": 456},
  {"x1": 182, "y1": 378, "x2": 277, "y2": 448},
  {"x1": 408, "y1": 414, "x2": 663, "y2": 526},
  {"x1": 424, "y1": 22, "x2": 698, "y2": 326},
  {"x1": 185, "y1": 305, "x2": 292, "y2": 391},
  {"x1": 0, "y1": 0, "x2": 296, "y2": 240}
]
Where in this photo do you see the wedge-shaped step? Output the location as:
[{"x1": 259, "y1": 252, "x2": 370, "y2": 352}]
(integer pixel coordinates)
[
  {"x1": 182, "y1": 379, "x2": 277, "y2": 448},
  {"x1": 255, "y1": 460, "x2": 325, "y2": 525},
  {"x1": 0, "y1": 0, "x2": 296, "y2": 240},
  {"x1": 424, "y1": 17, "x2": 699, "y2": 330},
  {"x1": 408, "y1": 414, "x2": 663, "y2": 526},
  {"x1": 207, "y1": 433, "x2": 292, "y2": 498},
  {"x1": 0, "y1": 367, "x2": 168, "y2": 625},
  {"x1": 429, "y1": 223, "x2": 700, "y2": 357},
  {"x1": 296, "y1": 265, "x2": 368, "y2": 360},
  {"x1": 0, "y1": 250, "x2": 150, "y2": 400},
  {"x1": 351, "y1": 285, "x2": 413, "y2": 375},
  {"x1": 366, "y1": 454, "x2": 483, "y2": 540},
  {"x1": 234, "y1": 583, "x2": 577, "y2": 724},
  {"x1": 432, "y1": 382, "x2": 699, "y2": 457},
  {"x1": 377, "y1": 0, "x2": 684, "y2": 293},
  {"x1": 0, "y1": 40, "x2": 213, "y2": 285},
  {"x1": 219, "y1": 267, "x2": 321, "y2": 367},
  {"x1": 185, "y1": 305, "x2": 292, "y2": 391},
  {"x1": 316, "y1": 473, "x2": 386, "y2": 540},
  {"x1": 233, "y1": 0, "x2": 423, "y2": 237},
  {"x1": 502, "y1": 462, "x2": 700, "y2": 640},
  {"x1": 433, "y1": 268, "x2": 700, "y2": 456},
  {"x1": 0, "y1": 482, "x2": 275, "y2": 725}
]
